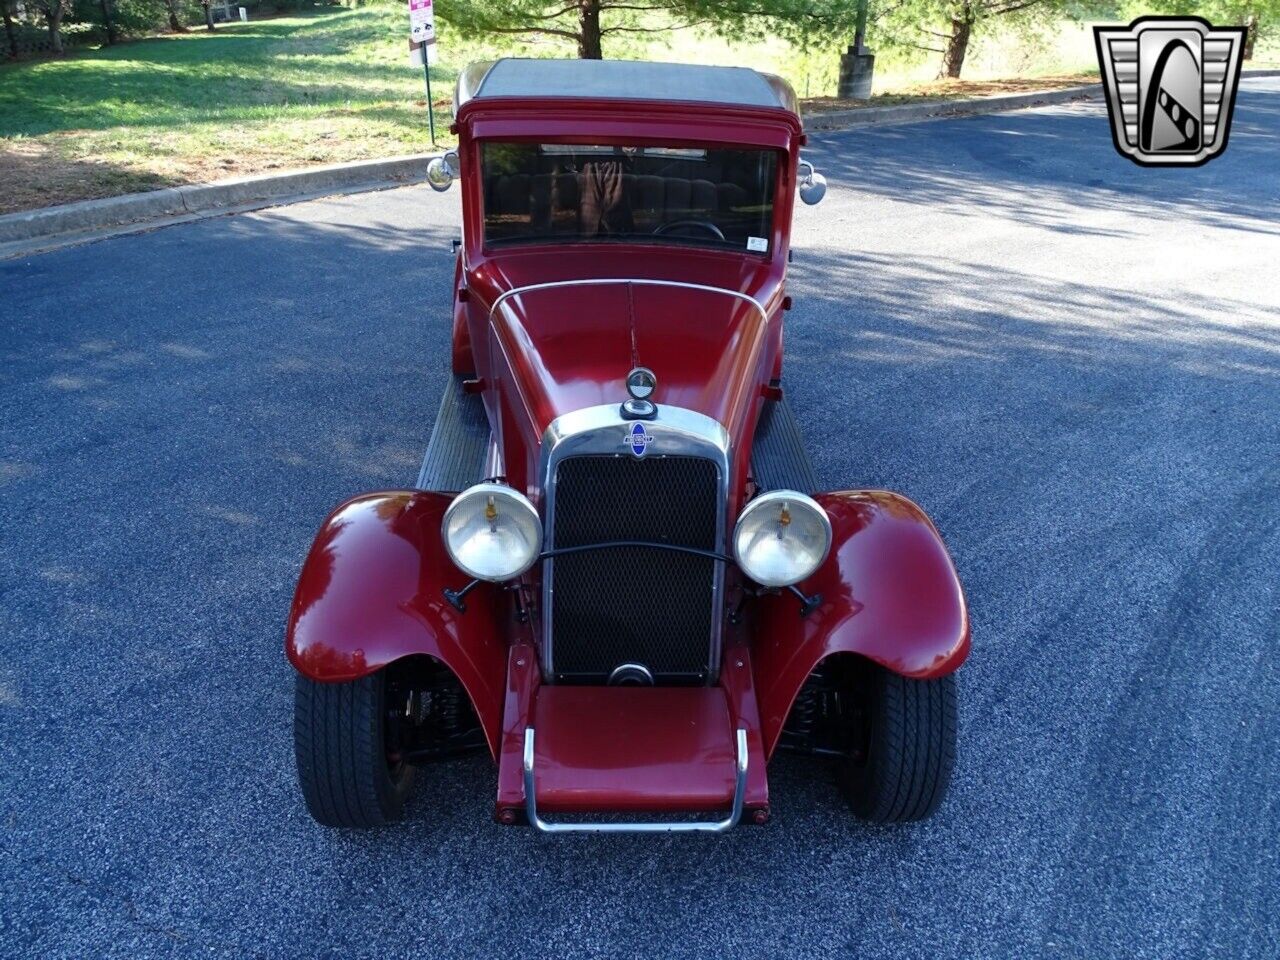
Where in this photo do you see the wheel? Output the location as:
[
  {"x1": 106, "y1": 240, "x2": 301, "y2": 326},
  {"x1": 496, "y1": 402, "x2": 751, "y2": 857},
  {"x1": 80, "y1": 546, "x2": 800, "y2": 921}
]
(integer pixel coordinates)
[
  {"x1": 294, "y1": 671, "x2": 415, "y2": 828},
  {"x1": 840, "y1": 665, "x2": 956, "y2": 823}
]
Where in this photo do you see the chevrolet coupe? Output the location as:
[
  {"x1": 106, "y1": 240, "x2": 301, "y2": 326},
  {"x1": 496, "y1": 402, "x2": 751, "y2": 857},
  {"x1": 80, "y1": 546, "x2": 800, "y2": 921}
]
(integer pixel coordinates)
[{"x1": 286, "y1": 58, "x2": 969, "y2": 832}]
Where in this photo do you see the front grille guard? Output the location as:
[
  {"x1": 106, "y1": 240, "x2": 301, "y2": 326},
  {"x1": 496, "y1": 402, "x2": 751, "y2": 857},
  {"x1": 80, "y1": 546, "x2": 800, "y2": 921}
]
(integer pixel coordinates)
[
  {"x1": 445, "y1": 540, "x2": 731, "y2": 613},
  {"x1": 539, "y1": 405, "x2": 733, "y2": 684},
  {"x1": 444, "y1": 540, "x2": 821, "y2": 618},
  {"x1": 523, "y1": 726, "x2": 748, "y2": 834}
]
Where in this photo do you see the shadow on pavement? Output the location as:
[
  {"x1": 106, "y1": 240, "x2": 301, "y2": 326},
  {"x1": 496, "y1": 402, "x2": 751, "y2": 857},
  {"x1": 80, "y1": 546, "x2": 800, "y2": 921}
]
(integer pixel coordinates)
[
  {"x1": 809, "y1": 80, "x2": 1280, "y2": 238},
  {"x1": 2, "y1": 107, "x2": 1278, "y2": 956}
]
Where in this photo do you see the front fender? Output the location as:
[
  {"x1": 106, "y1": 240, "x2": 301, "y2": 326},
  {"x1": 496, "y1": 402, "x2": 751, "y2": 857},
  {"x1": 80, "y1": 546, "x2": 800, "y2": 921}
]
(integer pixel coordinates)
[
  {"x1": 753, "y1": 491, "x2": 970, "y2": 758},
  {"x1": 285, "y1": 491, "x2": 508, "y2": 758}
]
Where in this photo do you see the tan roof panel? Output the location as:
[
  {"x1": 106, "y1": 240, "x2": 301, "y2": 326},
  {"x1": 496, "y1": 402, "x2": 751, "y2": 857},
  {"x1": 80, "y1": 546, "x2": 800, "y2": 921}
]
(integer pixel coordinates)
[{"x1": 454, "y1": 58, "x2": 799, "y2": 117}]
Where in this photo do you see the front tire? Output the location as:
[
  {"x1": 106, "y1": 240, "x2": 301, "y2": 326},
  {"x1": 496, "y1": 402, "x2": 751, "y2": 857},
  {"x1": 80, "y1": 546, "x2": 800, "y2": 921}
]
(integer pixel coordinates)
[
  {"x1": 840, "y1": 666, "x2": 956, "y2": 823},
  {"x1": 294, "y1": 672, "x2": 415, "y2": 828}
]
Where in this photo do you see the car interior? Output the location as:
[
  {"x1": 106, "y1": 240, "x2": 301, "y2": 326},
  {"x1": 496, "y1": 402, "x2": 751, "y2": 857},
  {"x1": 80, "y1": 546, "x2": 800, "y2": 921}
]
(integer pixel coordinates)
[{"x1": 481, "y1": 143, "x2": 778, "y2": 250}]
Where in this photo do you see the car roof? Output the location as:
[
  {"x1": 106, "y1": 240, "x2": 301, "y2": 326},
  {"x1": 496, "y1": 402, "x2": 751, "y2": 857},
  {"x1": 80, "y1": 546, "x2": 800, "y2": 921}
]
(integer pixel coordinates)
[{"x1": 454, "y1": 58, "x2": 800, "y2": 117}]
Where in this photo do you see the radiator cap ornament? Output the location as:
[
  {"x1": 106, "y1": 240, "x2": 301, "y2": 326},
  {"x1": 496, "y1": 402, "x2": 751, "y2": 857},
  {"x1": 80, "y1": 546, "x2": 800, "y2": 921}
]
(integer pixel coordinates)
[
  {"x1": 626, "y1": 367, "x2": 656, "y2": 400},
  {"x1": 621, "y1": 367, "x2": 657, "y2": 421}
]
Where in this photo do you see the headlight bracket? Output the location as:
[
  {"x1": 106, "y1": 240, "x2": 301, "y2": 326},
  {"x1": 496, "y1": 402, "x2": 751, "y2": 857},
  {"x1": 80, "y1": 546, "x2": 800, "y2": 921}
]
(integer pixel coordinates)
[
  {"x1": 443, "y1": 578, "x2": 482, "y2": 613},
  {"x1": 787, "y1": 584, "x2": 824, "y2": 618}
]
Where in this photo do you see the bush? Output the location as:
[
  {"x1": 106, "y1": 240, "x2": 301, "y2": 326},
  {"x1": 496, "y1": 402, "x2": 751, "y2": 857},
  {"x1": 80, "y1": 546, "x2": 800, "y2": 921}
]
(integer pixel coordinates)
[{"x1": 71, "y1": 0, "x2": 174, "y2": 39}]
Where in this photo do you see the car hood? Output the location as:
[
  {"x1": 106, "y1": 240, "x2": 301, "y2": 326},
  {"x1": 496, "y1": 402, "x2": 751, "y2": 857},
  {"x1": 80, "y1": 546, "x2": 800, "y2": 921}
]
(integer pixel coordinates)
[{"x1": 479, "y1": 251, "x2": 777, "y2": 439}]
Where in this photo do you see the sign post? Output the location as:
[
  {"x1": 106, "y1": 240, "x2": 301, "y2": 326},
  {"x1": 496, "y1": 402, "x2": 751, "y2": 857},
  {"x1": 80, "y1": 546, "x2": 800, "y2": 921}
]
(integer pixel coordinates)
[{"x1": 408, "y1": 0, "x2": 438, "y2": 147}]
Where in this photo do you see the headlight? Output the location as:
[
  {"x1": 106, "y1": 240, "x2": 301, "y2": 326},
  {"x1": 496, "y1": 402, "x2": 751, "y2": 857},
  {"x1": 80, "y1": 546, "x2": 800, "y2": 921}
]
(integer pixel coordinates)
[
  {"x1": 442, "y1": 483, "x2": 542, "y2": 582},
  {"x1": 733, "y1": 490, "x2": 831, "y2": 587}
]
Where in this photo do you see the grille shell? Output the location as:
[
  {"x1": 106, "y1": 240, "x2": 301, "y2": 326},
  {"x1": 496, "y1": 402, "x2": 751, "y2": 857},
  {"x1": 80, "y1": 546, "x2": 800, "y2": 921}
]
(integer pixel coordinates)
[{"x1": 547, "y1": 455, "x2": 721, "y2": 682}]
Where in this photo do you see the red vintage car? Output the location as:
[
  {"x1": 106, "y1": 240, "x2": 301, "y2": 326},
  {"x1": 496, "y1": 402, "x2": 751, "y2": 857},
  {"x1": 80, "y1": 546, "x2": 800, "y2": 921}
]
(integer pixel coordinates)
[{"x1": 287, "y1": 58, "x2": 969, "y2": 832}]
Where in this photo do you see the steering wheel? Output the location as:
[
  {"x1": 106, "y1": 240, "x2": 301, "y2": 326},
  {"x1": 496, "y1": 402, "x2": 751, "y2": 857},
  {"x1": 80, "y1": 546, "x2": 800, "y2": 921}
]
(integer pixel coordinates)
[{"x1": 653, "y1": 219, "x2": 726, "y2": 241}]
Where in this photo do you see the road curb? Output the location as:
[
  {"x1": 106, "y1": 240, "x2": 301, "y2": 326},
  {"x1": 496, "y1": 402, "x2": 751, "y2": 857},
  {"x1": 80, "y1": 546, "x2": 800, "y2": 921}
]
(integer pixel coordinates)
[
  {"x1": 804, "y1": 69, "x2": 1280, "y2": 131},
  {"x1": 0, "y1": 152, "x2": 441, "y2": 247},
  {"x1": 805, "y1": 83, "x2": 1105, "y2": 131}
]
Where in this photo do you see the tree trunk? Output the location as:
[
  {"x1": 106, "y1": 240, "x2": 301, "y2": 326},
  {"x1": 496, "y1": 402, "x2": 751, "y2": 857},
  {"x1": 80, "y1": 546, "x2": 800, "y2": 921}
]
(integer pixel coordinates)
[
  {"x1": 47, "y1": 2, "x2": 64, "y2": 54},
  {"x1": 202, "y1": 1, "x2": 214, "y2": 31},
  {"x1": 99, "y1": 0, "x2": 118, "y2": 44},
  {"x1": 165, "y1": 0, "x2": 186, "y2": 32},
  {"x1": 1243, "y1": 14, "x2": 1258, "y2": 60},
  {"x1": 3, "y1": 1, "x2": 19, "y2": 60},
  {"x1": 577, "y1": 0, "x2": 601, "y2": 59},
  {"x1": 940, "y1": 12, "x2": 972, "y2": 79}
]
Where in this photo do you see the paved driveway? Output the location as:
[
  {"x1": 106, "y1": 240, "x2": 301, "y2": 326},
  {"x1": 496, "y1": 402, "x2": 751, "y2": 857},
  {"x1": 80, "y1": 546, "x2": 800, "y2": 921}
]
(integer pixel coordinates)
[{"x1": 2, "y1": 79, "x2": 1278, "y2": 959}]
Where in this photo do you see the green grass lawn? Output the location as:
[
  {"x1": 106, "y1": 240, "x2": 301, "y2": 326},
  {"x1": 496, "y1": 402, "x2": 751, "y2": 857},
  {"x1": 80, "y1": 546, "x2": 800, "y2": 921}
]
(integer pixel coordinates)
[
  {"x1": 0, "y1": 7, "x2": 467, "y2": 212},
  {"x1": 0, "y1": 5, "x2": 1112, "y2": 214}
]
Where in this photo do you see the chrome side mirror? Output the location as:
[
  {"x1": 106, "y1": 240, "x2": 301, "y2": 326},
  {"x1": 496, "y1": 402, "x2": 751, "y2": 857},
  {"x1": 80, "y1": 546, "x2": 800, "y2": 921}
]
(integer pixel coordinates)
[
  {"x1": 797, "y1": 159, "x2": 827, "y2": 206},
  {"x1": 426, "y1": 150, "x2": 461, "y2": 192}
]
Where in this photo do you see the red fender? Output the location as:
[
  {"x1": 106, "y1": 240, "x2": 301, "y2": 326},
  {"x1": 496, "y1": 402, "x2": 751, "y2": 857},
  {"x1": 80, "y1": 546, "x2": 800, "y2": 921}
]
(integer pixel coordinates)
[
  {"x1": 285, "y1": 492, "x2": 508, "y2": 759},
  {"x1": 753, "y1": 491, "x2": 970, "y2": 758}
]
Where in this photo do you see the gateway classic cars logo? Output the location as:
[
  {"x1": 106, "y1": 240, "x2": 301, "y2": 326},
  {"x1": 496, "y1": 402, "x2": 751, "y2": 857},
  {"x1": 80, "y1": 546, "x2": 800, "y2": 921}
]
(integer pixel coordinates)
[{"x1": 1094, "y1": 16, "x2": 1247, "y2": 166}]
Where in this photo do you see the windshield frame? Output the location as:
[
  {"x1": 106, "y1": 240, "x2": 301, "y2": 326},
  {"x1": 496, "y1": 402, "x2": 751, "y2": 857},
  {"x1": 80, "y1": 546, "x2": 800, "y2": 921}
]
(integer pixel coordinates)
[{"x1": 475, "y1": 135, "x2": 786, "y2": 260}]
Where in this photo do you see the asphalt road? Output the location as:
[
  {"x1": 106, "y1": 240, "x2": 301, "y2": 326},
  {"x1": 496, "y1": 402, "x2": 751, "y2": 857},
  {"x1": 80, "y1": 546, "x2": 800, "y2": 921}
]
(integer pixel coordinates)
[{"x1": 3, "y1": 79, "x2": 1278, "y2": 959}]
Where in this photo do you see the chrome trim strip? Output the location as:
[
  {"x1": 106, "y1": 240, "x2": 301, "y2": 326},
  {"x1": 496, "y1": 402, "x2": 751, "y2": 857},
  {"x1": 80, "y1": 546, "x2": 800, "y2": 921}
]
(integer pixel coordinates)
[
  {"x1": 489, "y1": 278, "x2": 768, "y2": 326},
  {"x1": 483, "y1": 433, "x2": 503, "y2": 480},
  {"x1": 539, "y1": 403, "x2": 731, "y2": 684},
  {"x1": 523, "y1": 727, "x2": 748, "y2": 834}
]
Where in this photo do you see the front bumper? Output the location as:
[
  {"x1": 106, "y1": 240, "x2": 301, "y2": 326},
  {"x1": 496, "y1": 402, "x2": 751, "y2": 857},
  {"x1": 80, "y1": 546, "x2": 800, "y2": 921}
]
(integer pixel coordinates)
[{"x1": 493, "y1": 641, "x2": 771, "y2": 831}]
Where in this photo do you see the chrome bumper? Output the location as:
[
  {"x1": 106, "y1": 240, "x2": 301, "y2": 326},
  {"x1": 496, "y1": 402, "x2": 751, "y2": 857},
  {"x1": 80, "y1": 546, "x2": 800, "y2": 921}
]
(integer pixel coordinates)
[{"x1": 522, "y1": 726, "x2": 749, "y2": 834}]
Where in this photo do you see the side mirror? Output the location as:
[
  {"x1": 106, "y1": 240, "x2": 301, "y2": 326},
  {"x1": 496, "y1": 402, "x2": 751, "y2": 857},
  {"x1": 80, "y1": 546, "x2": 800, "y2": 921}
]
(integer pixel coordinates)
[
  {"x1": 426, "y1": 150, "x2": 461, "y2": 192},
  {"x1": 797, "y1": 159, "x2": 827, "y2": 206}
]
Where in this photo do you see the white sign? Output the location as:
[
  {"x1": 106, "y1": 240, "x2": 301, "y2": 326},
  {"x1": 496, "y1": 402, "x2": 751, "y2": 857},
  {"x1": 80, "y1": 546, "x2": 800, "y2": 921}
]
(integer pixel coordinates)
[
  {"x1": 409, "y1": 41, "x2": 439, "y2": 68},
  {"x1": 408, "y1": 0, "x2": 434, "y2": 44}
]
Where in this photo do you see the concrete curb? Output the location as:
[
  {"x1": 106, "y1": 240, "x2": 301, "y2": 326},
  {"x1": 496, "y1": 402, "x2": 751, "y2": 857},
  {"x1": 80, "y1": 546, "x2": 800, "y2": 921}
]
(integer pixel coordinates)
[
  {"x1": 0, "y1": 152, "x2": 440, "y2": 246},
  {"x1": 805, "y1": 83, "x2": 1104, "y2": 131},
  {"x1": 805, "y1": 69, "x2": 1280, "y2": 131}
]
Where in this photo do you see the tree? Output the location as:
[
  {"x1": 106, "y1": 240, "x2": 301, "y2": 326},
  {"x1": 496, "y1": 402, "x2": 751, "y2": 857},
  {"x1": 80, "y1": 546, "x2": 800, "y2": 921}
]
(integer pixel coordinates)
[
  {"x1": 200, "y1": 0, "x2": 213, "y2": 30},
  {"x1": 163, "y1": 0, "x2": 188, "y2": 32},
  {"x1": 99, "y1": 0, "x2": 119, "y2": 43},
  {"x1": 441, "y1": 0, "x2": 859, "y2": 61},
  {"x1": 32, "y1": 0, "x2": 72, "y2": 53},
  {"x1": 3, "y1": 0, "x2": 18, "y2": 60},
  {"x1": 165, "y1": 0, "x2": 186, "y2": 30},
  {"x1": 875, "y1": 0, "x2": 1068, "y2": 78},
  {"x1": 1121, "y1": 1, "x2": 1280, "y2": 61}
]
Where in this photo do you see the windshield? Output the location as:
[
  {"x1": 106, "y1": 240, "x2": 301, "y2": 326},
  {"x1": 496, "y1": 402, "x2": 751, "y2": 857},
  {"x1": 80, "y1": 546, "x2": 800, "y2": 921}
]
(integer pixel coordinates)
[{"x1": 480, "y1": 143, "x2": 779, "y2": 254}]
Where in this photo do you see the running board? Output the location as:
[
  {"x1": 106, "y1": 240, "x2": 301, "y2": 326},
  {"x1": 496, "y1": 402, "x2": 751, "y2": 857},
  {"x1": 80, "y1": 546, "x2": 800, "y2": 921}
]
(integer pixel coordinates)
[
  {"x1": 416, "y1": 376, "x2": 490, "y2": 492},
  {"x1": 751, "y1": 393, "x2": 819, "y2": 493}
]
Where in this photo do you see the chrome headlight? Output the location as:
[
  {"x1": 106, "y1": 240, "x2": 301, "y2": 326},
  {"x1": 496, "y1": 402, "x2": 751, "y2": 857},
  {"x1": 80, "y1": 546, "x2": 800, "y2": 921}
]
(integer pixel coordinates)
[
  {"x1": 733, "y1": 490, "x2": 831, "y2": 587},
  {"x1": 442, "y1": 483, "x2": 542, "y2": 582}
]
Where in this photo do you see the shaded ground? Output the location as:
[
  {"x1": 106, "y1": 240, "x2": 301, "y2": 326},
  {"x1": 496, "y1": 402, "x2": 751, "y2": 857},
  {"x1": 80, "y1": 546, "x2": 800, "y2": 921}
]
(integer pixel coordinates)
[
  {"x1": 0, "y1": 79, "x2": 1277, "y2": 960},
  {"x1": 802, "y1": 72, "x2": 1097, "y2": 114},
  {"x1": 0, "y1": 66, "x2": 1101, "y2": 216},
  {"x1": 0, "y1": 7, "x2": 1102, "y2": 216}
]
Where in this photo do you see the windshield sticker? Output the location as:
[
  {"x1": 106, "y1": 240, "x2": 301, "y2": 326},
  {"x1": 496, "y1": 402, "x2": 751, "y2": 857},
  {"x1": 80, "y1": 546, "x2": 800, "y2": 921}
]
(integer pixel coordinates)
[{"x1": 747, "y1": 236, "x2": 768, "y2": 253}]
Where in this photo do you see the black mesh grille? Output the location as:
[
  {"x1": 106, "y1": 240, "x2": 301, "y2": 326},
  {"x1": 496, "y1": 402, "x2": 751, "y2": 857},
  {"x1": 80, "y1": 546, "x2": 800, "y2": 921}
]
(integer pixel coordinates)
[{"x1": 550, "y1": 455, "x2": 720, "y2": 682}]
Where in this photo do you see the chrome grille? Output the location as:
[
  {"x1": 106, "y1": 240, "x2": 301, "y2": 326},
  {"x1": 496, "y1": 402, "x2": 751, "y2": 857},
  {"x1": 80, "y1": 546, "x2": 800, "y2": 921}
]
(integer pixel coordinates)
[{"x1": 548, "y1": 455, "x2": 720, "y2": 683}]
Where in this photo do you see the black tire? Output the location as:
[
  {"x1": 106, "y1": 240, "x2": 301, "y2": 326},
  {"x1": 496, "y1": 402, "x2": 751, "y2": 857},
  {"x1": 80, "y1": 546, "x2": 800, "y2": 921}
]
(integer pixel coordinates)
[
  {"x1": 294, "y1": 672, "x2": 415, "y2": 828},
  {"x1": 840, "y1": 666, "x2": 956, "y2": 823}
]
